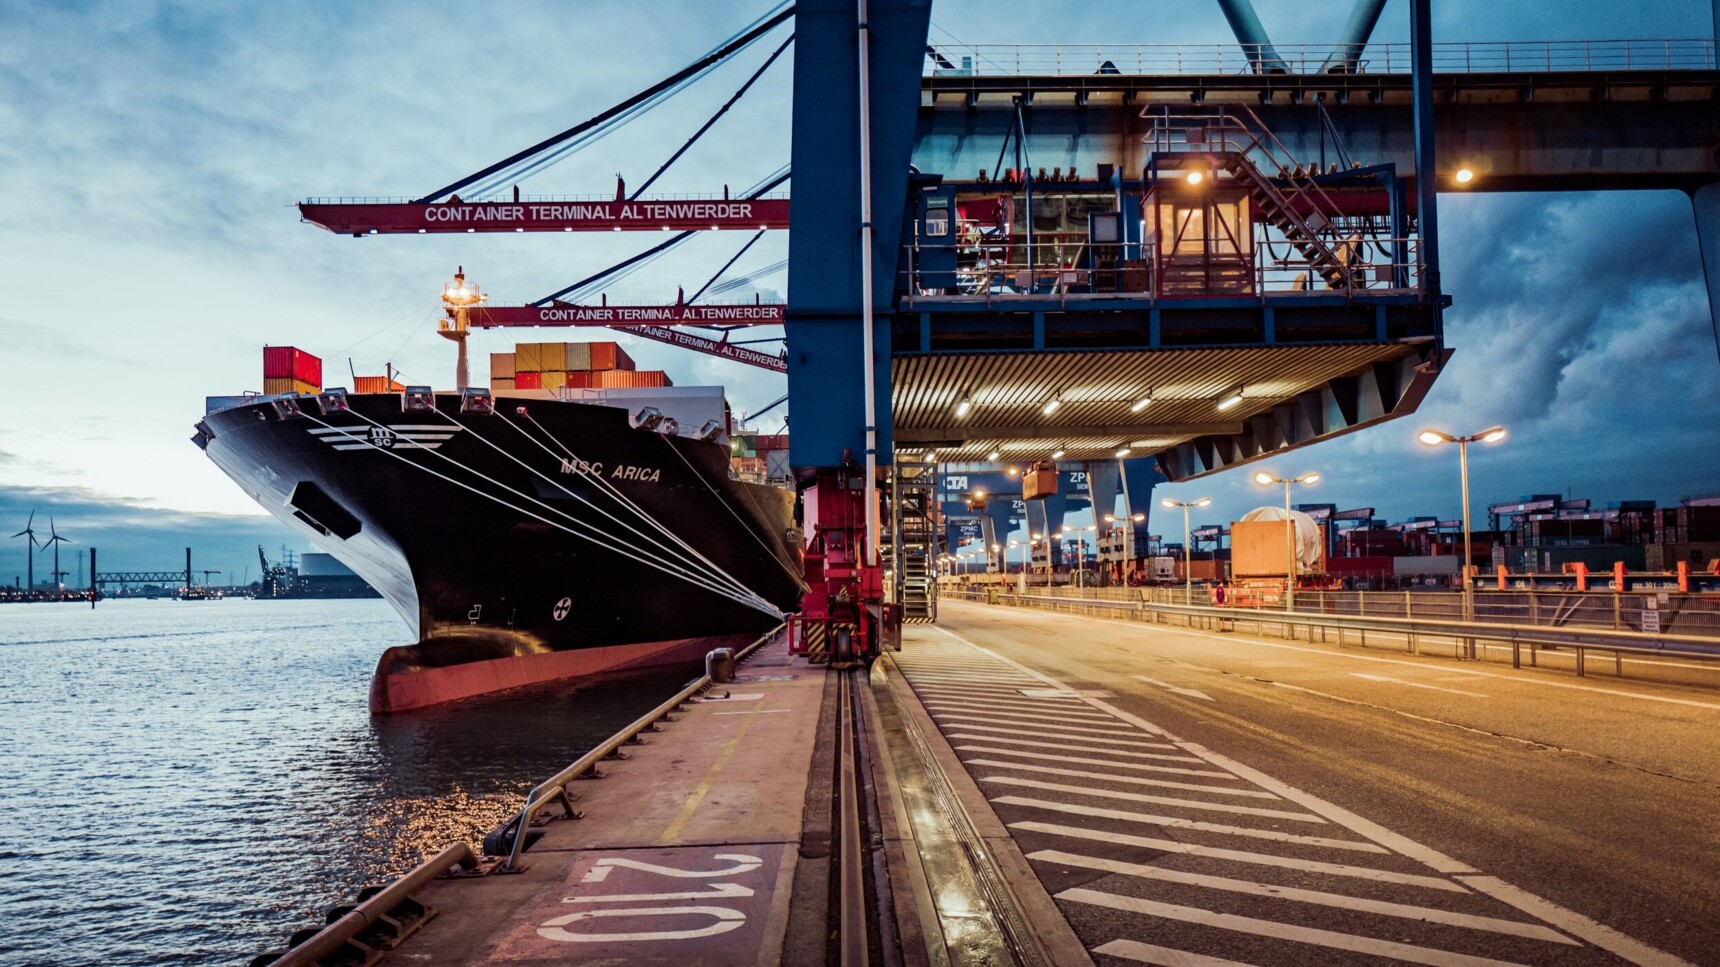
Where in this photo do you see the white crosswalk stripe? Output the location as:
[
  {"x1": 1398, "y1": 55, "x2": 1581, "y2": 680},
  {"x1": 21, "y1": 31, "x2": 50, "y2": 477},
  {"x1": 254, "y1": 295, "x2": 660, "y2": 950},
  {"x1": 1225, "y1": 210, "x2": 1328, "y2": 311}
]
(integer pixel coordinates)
[
  {"x1": 943, "y1": 733, "x2": 1202, "y2": 762},
  {"x1": 1035, "y1": 850, "x2": 1575, "y2": 943},
  {"x1": 939, "y1": 723, "x2": 1181, "y2": 750},
  {"x1": 886, "y1": 630, "x2": 1692, "y2": 967},
  {"x1": 969, "y1": 762, "x2": 1289, "y2": 807},
  {"x1": 923, "y1": 700, "x2": 1119, "y2": 721},
  {"x1": 955, "y1": 746, "x2": 1238, "y2": 779},
  {"x1": 1013, "y1": 821, "x2": 1462, "y2": 890},
  {"x1": 988, "y1": 795, "x2": 1386, "y2": 852},
  {"x1": 1062, "y1": 888, "x2": 1534, "y2": 967},
  {"x1": 931, "y1": 713, "x2": 1150, "y2": 737}
]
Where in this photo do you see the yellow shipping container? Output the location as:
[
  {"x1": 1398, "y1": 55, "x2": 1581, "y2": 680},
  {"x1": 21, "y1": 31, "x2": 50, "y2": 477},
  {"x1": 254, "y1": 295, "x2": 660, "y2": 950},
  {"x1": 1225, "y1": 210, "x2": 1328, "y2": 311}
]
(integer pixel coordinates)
[
  {"x1": 539, "y1": 371, "x2": 567, "y2": 390},
  {"x1": 490, "y1": 352, "x2": 516, "y2": 379},
  {"x1": 515, "y1": 342, "x2": 547, "y2": 372},
  {"x1": 264, "y1": 377, "x2": 319, "y2": 396},
  {"x1": 492, "y1": 376, "x2": 516, "y2": 391}
]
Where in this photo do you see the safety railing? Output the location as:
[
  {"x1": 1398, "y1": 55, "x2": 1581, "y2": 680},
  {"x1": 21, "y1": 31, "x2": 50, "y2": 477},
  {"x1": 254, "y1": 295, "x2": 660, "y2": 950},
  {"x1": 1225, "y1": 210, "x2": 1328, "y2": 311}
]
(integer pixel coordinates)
[
  {"x1": 924, "y1": 39, "x2": 1717, "y2": 78},
  {"x1": 485, "y1": 624, "x2": 784, "y2": 871},
  {"x1": 953, "y1": 587, "x2": 1720, "y2": 681},
  {"x1": 953, "y1": 582, "x2": 1720, "y2": 637},
  {"x1": 251, "y1": 842, "x2": 476, "y2": 967},
  {"x1": 903, "y1": 237, "x2": 1422, "y2": 302}
]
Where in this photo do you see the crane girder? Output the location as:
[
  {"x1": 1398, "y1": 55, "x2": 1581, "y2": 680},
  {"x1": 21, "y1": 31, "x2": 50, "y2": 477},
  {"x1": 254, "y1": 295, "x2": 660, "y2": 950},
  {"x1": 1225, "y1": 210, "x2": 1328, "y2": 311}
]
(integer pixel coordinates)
[
  {"x1": 299, "y1": 197, "x2": 790, "y2": 236},
  {"x1": 465, "y1": 302, "x2": 783, "y2": 328},
  {"x1": 622, "y1": 325, "x2": 786, "y2": 373}
]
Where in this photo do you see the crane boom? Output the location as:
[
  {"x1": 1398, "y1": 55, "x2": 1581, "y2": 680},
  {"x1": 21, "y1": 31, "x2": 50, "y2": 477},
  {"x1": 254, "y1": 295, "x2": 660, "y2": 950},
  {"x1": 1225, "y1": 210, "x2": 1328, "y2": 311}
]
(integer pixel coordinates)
[{"x1": 621, "y1": 325, "x2": 786, "y2": 372}]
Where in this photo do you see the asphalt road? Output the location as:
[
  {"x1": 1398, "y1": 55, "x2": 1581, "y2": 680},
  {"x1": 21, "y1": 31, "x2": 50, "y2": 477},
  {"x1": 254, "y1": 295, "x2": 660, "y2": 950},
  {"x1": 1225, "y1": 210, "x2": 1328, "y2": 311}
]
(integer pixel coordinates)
[{"x1": 893, "y1": 599, "x2": 1720, "y2": 967}]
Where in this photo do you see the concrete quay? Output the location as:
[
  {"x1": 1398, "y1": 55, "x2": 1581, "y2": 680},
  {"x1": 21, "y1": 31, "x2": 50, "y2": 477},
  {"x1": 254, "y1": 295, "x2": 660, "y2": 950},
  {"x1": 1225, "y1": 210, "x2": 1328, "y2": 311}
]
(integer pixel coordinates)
[{"x1": 261, "y1": 603, "x2": 1720, "y2": 966}]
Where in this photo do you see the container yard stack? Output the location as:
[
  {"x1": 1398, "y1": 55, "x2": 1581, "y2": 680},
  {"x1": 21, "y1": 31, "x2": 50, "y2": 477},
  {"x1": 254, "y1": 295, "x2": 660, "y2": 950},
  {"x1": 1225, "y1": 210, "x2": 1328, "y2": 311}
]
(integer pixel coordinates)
[
  {"x1": 262, "y1": 346, "x2": 321, "y2": 396},
  {"x1": 489, "y1": 352, "x2": 515, "y2": 391},
  {"x1": 504, "y1": 341, "x2": 669, "y2": 394}
]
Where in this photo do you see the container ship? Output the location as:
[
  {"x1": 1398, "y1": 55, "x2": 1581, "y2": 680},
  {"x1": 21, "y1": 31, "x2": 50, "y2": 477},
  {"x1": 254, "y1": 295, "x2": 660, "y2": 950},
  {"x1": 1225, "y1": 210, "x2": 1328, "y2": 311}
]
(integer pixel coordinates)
[{"x1": 194, "y1": 341, "x2": 803, "y2": 713}]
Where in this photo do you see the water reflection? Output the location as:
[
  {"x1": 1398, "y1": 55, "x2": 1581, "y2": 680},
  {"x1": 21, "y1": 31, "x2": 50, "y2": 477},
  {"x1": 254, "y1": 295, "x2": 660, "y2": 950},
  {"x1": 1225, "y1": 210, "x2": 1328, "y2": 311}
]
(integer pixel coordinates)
[{"x1": 0, "y1": 598, "x2": 695, "y2": 966}]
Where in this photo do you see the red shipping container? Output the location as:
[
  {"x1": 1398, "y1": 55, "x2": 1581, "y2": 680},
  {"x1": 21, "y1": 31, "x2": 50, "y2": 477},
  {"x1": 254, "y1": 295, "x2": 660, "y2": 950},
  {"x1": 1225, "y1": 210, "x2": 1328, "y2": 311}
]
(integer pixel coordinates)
[
  {"x1": 514, "y1": 371, "x2": 542, "y2": 389},
  {"x1": 589, "y1": 342, "x2": 635, "y2": 372},
  {"x1": 263, "y1": 346, "x2": 322, "y2": 385},
  {"x1": 564, "y1": 371, "x2": 594, "y2": 389}
]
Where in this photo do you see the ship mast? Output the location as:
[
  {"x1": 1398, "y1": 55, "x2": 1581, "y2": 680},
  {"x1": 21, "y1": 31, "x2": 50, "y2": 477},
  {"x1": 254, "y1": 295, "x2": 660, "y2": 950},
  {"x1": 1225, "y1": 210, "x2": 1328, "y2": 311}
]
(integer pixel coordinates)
[{"x1": 439, "y1": 266, "x2": 486, "y2": 390}]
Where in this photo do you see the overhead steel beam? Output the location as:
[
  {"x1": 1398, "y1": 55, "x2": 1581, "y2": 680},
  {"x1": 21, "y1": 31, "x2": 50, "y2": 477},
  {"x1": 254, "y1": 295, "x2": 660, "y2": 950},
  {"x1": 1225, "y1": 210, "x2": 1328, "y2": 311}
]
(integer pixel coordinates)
[
  {"x1": 1213, "y1": 0, "x2": 1288, "y2": 74},
  {"x1": 894, "y1": 423, "x2": 1243, "y2": 443},
  {"x1": 1156, "y1": 349, "x2": 1447, "y2": 481}
]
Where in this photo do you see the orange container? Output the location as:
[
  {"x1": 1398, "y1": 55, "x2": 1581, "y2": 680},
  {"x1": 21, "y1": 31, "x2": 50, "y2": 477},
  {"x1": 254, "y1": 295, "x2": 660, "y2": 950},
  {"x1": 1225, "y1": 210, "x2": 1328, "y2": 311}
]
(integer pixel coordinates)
[
  {"x1": 589, "y1": 342, "x2": 635, "y2": 371},
  {"x1": 263, "y1": 377, "x2": 319, "y2": 396},
  {"x1": 352, "y1": 376, "x2": 406, "y2": 394},
  {"x1": 595, "y1": 369, "x2": 669, "y2": 388},
  {"x1": 490, "y1": 352, "x2": 516, "y2": 379}
]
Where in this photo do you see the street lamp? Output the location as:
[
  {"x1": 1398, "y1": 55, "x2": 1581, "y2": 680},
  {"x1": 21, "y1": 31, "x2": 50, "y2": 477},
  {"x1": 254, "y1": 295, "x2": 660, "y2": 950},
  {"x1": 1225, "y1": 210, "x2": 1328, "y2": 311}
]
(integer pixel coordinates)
[
  {"x1": 1418, "y1": 426, "x2": 1507, "y2": 624},
  {"x1": 1253, "y1": 471, "x2": 1321, "y2": 613},
  {"x1": 1161, "y1": 496, "x2": 1212, "y2": 603}
]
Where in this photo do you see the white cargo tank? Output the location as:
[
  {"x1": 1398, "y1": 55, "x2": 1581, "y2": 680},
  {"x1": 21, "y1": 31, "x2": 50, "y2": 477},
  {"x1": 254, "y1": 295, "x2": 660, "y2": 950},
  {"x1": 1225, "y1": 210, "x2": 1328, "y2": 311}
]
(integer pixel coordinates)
[{"x1": 1237, "y1": 506, "x2": 1324, "y2": 574}]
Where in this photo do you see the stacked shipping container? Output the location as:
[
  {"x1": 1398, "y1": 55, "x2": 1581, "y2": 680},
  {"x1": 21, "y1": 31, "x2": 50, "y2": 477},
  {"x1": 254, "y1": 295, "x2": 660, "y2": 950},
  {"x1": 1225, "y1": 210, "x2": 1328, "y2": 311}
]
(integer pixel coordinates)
[
  {"x1": 493, "y1": 341, "x2": 670, "y2": 392},
  {"x1": 263, "y1": 347, "x2": 322, "y2": 396}
]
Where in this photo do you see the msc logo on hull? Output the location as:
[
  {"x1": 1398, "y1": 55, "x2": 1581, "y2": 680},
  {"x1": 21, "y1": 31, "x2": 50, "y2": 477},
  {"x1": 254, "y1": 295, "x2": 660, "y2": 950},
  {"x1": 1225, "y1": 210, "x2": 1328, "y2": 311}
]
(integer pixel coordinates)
[{"x1": 310, "y1": 424, "x2": 463, "y2": 451}]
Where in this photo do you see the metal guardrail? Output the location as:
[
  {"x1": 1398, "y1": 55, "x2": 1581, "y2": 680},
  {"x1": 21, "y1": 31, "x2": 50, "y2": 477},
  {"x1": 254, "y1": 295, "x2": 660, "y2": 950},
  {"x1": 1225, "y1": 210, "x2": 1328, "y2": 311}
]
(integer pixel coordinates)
[
  {"x1": 253, "y1": 842, "x2": 475, "y2": 967},
  {"x1": 925, "y1": 39, "x2": 1718, "y2": 78},
  {"x1": 961, "y1": 588, "x2": 1720, "y2": 676},
  {"x1": 487, "y1": 624, "x2": 785, "y2": 870},
  {"x1": 948, "y1": 582, "x2": 1720, "y2": 636}
]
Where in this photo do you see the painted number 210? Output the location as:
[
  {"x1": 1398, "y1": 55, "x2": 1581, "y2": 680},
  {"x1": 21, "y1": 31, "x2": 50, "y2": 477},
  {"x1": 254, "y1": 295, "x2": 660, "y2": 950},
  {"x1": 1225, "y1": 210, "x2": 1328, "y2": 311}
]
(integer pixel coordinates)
[{"x1": 537, "y1": 853, "x2": 762, "y2": 943}]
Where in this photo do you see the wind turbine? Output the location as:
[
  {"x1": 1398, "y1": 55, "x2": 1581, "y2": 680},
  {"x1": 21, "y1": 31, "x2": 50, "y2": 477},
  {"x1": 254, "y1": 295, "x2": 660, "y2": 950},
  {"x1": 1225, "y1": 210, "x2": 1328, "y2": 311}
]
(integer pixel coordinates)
[
  {"x1": 41, "y1": 518, "x2": 70, "y2": 592},
  {"x1": 10, "y1": 510, "x2": 40, "y2": 591}
]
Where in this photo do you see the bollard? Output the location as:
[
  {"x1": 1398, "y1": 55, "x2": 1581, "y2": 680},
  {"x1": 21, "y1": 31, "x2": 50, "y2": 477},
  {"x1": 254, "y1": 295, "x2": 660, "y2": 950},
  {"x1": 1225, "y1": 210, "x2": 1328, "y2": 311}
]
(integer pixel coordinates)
[{"x1": 706, "y1": 647, "x2": 736, "y2": 684}]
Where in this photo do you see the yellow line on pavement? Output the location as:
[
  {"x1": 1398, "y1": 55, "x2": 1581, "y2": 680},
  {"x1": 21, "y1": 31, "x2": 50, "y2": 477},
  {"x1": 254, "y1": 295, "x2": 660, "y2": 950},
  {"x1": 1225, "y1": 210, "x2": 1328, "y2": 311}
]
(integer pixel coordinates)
[{"x1": 656, "y1": 700, "x2": 766, "y2": 844}]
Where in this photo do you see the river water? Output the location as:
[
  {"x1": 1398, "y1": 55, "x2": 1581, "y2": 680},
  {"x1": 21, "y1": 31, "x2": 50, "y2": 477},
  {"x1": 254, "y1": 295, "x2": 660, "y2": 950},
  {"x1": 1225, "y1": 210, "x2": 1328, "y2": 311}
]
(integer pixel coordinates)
[{"x1": 0, "y1": 598, "x2": 694, "y2": 966}]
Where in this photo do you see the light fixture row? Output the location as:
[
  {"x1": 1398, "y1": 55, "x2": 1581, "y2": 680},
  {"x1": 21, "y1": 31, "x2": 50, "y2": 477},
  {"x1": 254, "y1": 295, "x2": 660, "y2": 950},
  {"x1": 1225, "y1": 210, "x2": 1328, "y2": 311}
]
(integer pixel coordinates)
[{"x1": 950, "y1": 386, "x2": 1248, "y2": 419}]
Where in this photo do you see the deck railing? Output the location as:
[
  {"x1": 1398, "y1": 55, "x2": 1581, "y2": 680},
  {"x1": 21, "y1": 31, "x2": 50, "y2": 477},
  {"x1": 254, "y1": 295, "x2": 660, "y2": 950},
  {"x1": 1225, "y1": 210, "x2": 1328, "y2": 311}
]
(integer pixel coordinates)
[{"x1": 925, "y1": 39, "x2": 1717, "y2": 78}]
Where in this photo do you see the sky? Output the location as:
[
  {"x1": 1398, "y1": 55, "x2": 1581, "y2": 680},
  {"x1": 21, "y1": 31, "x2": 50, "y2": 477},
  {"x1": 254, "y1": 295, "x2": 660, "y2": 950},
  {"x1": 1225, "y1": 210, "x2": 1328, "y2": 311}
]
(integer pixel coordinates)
[{"x1": 1, "y1": 0, "x2": 1718, "y2": 584}]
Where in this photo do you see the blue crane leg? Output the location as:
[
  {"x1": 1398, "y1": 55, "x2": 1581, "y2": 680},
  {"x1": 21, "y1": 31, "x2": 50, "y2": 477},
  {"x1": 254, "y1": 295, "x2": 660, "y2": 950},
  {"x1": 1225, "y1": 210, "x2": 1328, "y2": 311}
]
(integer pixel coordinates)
[
  {"x1": 1694, "y1": 183, "x2": 1720, "y2": 349},
  {"x1": 1213, "y1": 0, "x2": 1289, "y2": 73},
  {"x1": 1322, "y1": 0, "x2": 1389, "y2": 73}
]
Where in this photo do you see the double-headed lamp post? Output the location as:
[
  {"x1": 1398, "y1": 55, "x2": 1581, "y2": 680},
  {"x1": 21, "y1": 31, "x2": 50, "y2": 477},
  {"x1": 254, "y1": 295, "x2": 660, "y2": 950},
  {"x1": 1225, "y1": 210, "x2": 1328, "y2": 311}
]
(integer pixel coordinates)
[
  {"x1": 1253, "y1": 471, "x2": 1321, "y2": 613},
  {"x1": 1103, "y1": 512, "x2": 1147, "y2": 584},
  {"x1": 1417, "y1": 426, "x2": 1506, "y2": 620},
  {"x1": 1160, "y1": 497, "x2": 1212, "y2": 602}
]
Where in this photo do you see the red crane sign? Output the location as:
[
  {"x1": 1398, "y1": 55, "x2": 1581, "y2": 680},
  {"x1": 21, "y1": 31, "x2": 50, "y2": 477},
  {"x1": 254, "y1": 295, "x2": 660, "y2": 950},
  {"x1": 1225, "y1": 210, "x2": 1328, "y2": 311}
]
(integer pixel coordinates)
[
  {"x1": 300, "y1": 197, "x2": 790, "y2": 236},
  {"x1": 466, "y1": 301, "x2": 783, "y2": 328}
]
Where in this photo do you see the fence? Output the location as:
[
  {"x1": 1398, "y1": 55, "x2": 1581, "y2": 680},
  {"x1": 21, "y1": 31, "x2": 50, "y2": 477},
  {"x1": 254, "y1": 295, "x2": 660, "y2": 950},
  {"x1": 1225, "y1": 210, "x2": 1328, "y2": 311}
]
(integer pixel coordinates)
[{"x1": 925, "y1": 40, "x2": 1718, "y2": 78}]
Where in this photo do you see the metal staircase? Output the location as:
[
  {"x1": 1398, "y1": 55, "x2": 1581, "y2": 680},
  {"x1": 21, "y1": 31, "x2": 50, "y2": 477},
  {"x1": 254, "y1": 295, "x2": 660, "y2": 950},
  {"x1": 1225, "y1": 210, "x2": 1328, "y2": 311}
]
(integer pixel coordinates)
[
  {"x1": 1215, "y1": 152, "x2": 1353, "y2": 288},
  {"x1": 1144, "y1": 104, "x2": 1365, "y2": 292},
  {"x1": 889, "y1": 463, "x2": 939, "y2": 623}
]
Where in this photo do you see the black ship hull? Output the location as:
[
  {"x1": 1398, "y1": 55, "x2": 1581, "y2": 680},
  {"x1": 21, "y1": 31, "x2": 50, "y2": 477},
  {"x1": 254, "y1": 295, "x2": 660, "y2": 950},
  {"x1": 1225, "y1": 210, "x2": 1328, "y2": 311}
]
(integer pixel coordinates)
[{"x1": 195, "y1": 393, "x2": 802, "y2": 712}]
